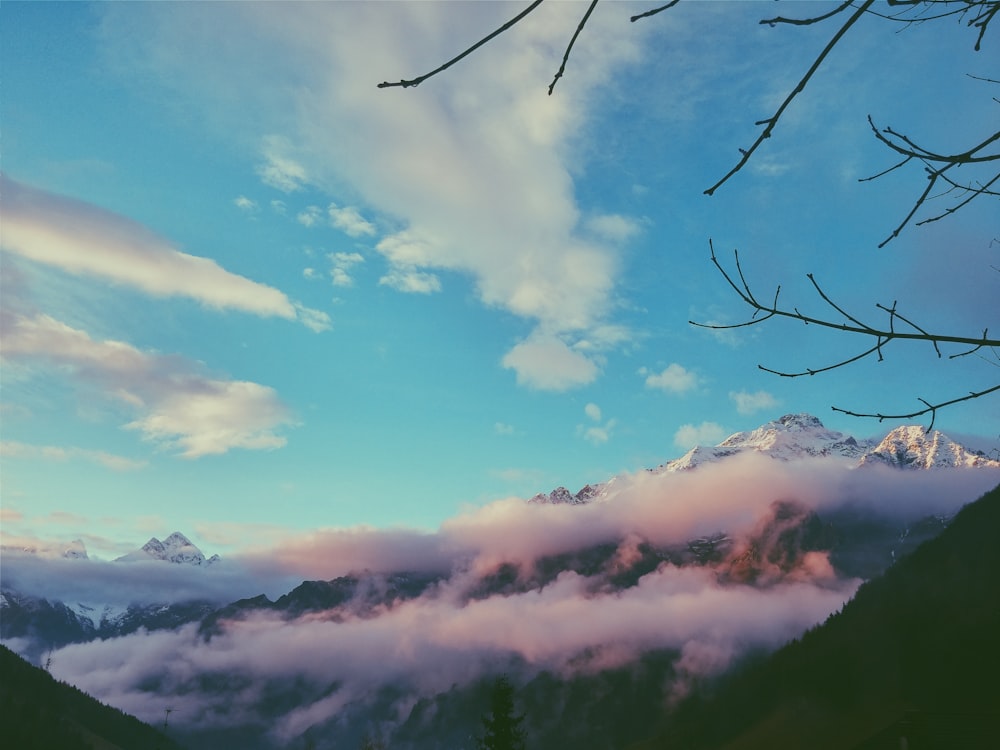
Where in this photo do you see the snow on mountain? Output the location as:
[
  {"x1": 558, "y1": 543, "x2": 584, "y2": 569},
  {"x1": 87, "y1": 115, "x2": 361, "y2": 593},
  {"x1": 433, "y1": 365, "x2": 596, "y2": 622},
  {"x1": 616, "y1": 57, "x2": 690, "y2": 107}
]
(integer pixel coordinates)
[
  {"x1": 860, "y1": 425, "x2": 1000, "y2": 469},
  {"x1": 1, "y1": 539, "x2": 90, "y2": 560},
  {"x1": 660, "y1": 413, "x2": 874, "y2": 473},
  {"x1": 115, "y1": 531, "x2": 219, "y2": 566},
  {"x1": 531, "y1": 414, "x2": 997, "y2": 505}
]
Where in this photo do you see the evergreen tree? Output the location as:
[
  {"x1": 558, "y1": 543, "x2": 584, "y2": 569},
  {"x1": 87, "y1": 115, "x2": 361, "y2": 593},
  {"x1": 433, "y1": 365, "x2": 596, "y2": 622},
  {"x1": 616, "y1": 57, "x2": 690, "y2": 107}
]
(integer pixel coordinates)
[{"x1": 477, "y1": 675, "x2": 526, "y2": 750}]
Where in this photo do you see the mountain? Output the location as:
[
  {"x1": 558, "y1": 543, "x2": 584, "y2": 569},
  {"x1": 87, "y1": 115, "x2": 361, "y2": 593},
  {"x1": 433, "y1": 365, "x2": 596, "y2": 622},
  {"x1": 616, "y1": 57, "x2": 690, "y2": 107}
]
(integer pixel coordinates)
[
  {"x1": 630, "y1": 483, "x2": 1000, "y2": 750},
  {"x1": 0, "y1": 643, "x2": 186, "y2": 750},
  {"x1": 1, "y1": 538, "x2": 90, "y2": 559},
  {"x1": 530, "y1": 414, "x2": 999, "y2": 504},
  {"x1": 860, "y1": 424, "x2": 998, "y2": 469},
  {"x1": 115, "y1": 531, "x2": 220, "y2": 566}
]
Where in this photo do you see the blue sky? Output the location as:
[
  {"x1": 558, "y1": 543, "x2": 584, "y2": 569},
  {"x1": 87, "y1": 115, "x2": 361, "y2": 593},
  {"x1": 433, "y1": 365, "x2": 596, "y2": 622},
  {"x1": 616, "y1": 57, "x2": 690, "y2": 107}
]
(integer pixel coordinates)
[{"x1": 2, "y1": 1, "x2": 997, "y2": 558}]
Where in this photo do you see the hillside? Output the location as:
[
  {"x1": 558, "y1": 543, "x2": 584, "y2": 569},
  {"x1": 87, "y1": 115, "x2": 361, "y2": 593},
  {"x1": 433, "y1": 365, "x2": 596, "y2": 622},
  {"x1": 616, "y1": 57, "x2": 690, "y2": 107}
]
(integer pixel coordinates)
[
  {"x1": 0, "y1": 644, "x2": 184, "y2": 750},
  {"x1": 633, "y1": 483, "x2": 1000, "y2": 750}
]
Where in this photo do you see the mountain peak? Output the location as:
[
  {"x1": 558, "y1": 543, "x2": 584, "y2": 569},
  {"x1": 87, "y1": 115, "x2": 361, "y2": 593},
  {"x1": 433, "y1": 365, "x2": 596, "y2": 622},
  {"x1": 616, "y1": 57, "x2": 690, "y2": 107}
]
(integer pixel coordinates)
[
  {"x1": 860, "y1": 426, "x2": 1000, "y2": 470},
  {"x1": 116, "y1": 532, "x2": 218, "y2": 566}
]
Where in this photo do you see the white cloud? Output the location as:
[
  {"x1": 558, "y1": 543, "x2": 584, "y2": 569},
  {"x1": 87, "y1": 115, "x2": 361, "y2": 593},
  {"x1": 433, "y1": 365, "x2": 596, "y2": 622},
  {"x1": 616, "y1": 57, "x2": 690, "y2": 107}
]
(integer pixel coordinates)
[
  {"x1": 643, "y1": 363, "x2": 700, "y2": 394},
  {"x1": 1, "y1": 175, "x2": 326, "y2": 331},
  {"x1": 0, "y1": 312, "x2": 295, "y2": 458},
  {"x1": 99, "y1": 2, "x2": 650, "y2": 386},
  {"x1": 256, "y1": 134, "x2": 308, "y2": 192},
  {"x1": 730, "y1": 389, "x2": 780, "y2": 415},
  {"x1": 296, "y1": 206, "x2": 322, "y2": 227},
  {"x1": 270, "y1": 200, "x2": 287, "y2": 215},
  {"x1": 327, "y1": 204, "x2": 376, "y2": 237},
  {"x1": 302, "y1": 267, "x2": 320, "y2": 280},
  {"x1": 378, "y1": 267, "x2": 441, "y2": 295},
  {"x1": 293, "y1": 303, "x2": 332, "y2": 333},
  {"x1": 0, "y1": 441, "x2": 147, "y2": 471},
  {"x1": 584, "y1": 403, "x2": 602, "y2": 422},
  {"x1": 328, "y1": 251, "x2": 365, "y2": 288},
  {"x1": 585, "y1": 213, "x2": 643, "y2": 242},
  {"x1": 674, "y1": 422, "x2": 727, "y2": 450},
  {"x1": 233, "y1": 195, "x2": 258, "y2": 212},
  {"x1": 501, "y1": 333, "x2": 599, "y2": 391}
]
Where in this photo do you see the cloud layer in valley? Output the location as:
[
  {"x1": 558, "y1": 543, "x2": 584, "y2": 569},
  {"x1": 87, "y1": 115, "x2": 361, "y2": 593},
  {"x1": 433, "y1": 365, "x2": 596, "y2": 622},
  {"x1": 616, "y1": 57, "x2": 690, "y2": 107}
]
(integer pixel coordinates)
[{"x1": 10, "y1": 456, "x2": 997, "y2": 743}]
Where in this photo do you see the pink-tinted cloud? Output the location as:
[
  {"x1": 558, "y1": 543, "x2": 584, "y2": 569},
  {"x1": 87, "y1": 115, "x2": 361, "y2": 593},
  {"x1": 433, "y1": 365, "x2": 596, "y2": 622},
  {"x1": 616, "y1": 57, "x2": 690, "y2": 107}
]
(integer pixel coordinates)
[
  {"x1": 0, "y1": 174, "x2": 329, "y2": 331},
  {"x1": 1, "y1": 311, "x2": 295, "y2": 457}
]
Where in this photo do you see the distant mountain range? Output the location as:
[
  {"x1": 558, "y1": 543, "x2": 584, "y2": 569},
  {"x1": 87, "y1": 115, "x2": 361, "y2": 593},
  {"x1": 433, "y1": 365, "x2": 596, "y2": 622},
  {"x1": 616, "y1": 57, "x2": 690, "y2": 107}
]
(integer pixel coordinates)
[
  {"x1": 531, "y1": 413, "x2": 998, "y2": 504},
  {"x1": 2, "y1": 413, "x2": 997, "y2": 750}
]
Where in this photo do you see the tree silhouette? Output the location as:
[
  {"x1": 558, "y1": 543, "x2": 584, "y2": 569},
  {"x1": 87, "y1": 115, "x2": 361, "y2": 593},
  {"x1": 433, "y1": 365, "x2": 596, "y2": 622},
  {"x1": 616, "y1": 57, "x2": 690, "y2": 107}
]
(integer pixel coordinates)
[
  {"x1": 379, "y1": 0, "x2": 999, "y2": 427},
  {"x1": 478, "y1": 675, "x2": 526, "y2": 750}
]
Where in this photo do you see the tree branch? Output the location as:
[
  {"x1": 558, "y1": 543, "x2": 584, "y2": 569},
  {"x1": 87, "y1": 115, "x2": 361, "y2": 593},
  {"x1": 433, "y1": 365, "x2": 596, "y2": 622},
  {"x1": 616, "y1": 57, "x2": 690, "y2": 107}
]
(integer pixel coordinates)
[
  {"x1": 377, "y1": 1, "x2": 546, "y2": 89},
  {"x1": 549, "y1": 0, "x2": 600, "y2": 95},
  {"x1": 832, "y1": 383, "x2": 1000, "y2": 432},
  {"x1": 703, "y1": 0, "x2": 876, "y2": 196}
]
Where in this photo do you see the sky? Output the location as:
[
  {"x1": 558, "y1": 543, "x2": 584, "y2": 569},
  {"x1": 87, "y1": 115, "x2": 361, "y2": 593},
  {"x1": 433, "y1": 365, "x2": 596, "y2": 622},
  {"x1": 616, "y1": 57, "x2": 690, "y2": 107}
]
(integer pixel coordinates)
[{"x1": 2, "y1": 1, "x2": 998, "y2": 560}]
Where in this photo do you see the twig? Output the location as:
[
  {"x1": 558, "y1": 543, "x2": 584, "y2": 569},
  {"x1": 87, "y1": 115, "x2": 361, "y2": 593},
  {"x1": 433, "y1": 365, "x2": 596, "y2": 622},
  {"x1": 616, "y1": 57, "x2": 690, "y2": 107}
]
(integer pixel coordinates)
[
  {"x1": 378, "y1": 1, "x2": 545, "y2": 89},
  {"x1": 549, "y1": 0, "x2": 600, "y2": 95}
]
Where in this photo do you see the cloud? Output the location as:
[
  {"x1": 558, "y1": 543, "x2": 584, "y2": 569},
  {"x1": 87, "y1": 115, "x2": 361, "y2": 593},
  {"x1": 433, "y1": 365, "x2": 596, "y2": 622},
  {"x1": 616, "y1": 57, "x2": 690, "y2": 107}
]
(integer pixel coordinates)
[
  {"x1": 580, "y1": 403, "x2": 615, "y2": 444},
  {"x1": 1, "y1": 175, "x2": 326, "y2": 331},
  {"x1": 233, "y1": 195, "x2": 258, "y2": 213},
  {"x1": 256, "y1": 134, "x2": 308, "y2": 192},
  {"x1": 494, "y1": 422, "x2": 516, "y2": 436},
  {"x1": 642, "y1": 363, "x2": 700, "y2": 394},
  {"x1": 584, "y1": 403, "x2": 602, "y2": 422},
  {"x1": 0, "y1": 312, "x2": 295, "y2": 458},
  {"x1": 501, "y1": 333, "x2": 599, "y2": 391},
  {"x1": 674, "y1": 422, "x2": 727, "y2": 449},
  {"x1": 585, "y1": 213, "x2": 643, "y2": 242},
  {"x1": 0, "y1": 441, "x2": 147, "y2": 471},
  {"x1": 328, "y1": 204, "x2": 376, "y2": 237},
  {"x1": 378, "y1": 267, "x2": 442, "y2": 294},
  {"x1": 328, "y1": 251, "x2": 366, "y2": 288},
  {"x1": 98, "y1": 1, "x2": 649, "y2": 386},
  {"x1": 296, "y1": 205, "x2": 322, "y2": 227},
  {"x1": 11, "y1": 453, "x2": 999, "y2": 742},
  {"x1": 730, "y1": 389, "x2": 780, "y2": 415}
]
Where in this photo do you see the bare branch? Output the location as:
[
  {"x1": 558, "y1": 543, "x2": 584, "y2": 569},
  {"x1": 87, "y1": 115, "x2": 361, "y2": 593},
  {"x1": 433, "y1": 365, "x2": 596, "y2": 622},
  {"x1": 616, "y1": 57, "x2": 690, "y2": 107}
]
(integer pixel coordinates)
[
  {"x1": 631, "y1": 0, "x2": 681, "y2": 24},
  {"x1": 377, "y1": 1, "x2": 545, "y2": 89},
  {"x1": 703, "y1": 0, "x2": 876, "y2": 196},
  {"x1": 549, "y1": 0, "x2": 599, "y2": 95},
  {"x1": 832, "y1": 383, "x2": 1000, "y2": 432}
]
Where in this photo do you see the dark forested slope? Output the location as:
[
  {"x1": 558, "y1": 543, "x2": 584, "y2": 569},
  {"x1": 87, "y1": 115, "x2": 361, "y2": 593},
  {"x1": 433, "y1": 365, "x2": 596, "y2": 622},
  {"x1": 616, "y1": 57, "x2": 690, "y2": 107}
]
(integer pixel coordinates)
[
  {"x1": 0, "y1": 644, "x2": 184, "y2": 750},
  {"x1": 635, "y1": 483, "x2": 1000, "y2": 750}
]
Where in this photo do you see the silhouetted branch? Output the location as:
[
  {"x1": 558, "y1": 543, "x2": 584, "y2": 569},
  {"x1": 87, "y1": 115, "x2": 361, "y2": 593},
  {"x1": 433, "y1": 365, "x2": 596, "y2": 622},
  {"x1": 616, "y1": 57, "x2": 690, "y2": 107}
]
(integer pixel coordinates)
[
  {"x1": 377, "y1": 1, "x2": 545, "y2": 89},
  {"x1": 832, "y1": 383, "x2": 1000, "y2": 432},
  {"x1": 549, "y1": 0, "x2": 599, "y2": 95},
  {"x1": 703, "y1": 0, "x2": 876, "y2": 196},
  {"x1": 630, "y1": 1, "x2": 681, "y2": 24},
  {"x1": 692, "y1": 242, "x2": 1000, "y2": 425}
]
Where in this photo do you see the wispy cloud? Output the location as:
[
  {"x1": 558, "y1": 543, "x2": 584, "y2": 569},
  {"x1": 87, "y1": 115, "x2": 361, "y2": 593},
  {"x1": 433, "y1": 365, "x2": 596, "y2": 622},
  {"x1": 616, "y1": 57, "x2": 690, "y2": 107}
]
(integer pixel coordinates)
[
  {"x1": 1, "y1": 312, "x2": 295, "y2": 457},
  {"x1": 99, "y1": 2, "x2": 648, "y2": 390},
  {"x1": 730, "y1": 389, "x2": 780, "y2": 415},
  {"x1": 0, "y1": 441, "x2": 147, "y2": 471},
  {"x1": 674, "y1": 421, "x2": 727, "y2": 449},
  {"x1": 328, "y1": 251, "x2": 366, "y2": 288},
  {"x1": 328, "y1": 204, "x2": 376, "y2": 238},
  {"x1": 256, "y1": 134, "x2": 308, "y2": 192},
  {"x1": 1, "y1": 175, "x2": 327, "y2": 331}
]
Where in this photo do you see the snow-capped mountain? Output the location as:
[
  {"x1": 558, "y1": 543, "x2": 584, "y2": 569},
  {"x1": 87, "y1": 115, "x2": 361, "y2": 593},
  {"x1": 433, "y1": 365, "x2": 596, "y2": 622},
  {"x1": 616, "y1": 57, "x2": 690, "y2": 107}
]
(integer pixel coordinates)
[
  {"x1": 860, "y1": 425, "x2": 998, "y2": 469},
  {"x1": 1, "y1": 539, "x2": 90, "y2": 560},
  {"x1": 115, "y1": 531, "x2": 219, "y2": 566},
  {"x1": 531, "y1": 414, "x2": 998, "y2": 504}
]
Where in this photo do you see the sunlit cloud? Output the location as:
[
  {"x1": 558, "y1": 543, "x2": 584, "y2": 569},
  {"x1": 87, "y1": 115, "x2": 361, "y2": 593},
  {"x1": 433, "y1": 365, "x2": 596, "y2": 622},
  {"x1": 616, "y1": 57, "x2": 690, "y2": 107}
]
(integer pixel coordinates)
[
  {"x1": 98, "y1": 1, "x2": 649, "y2": 387},
  {"x1": 501, "y1": 333, "x2": 599, "y2": 391},
  {"x1": 642, "y1": 363, "x2": 700, "y2": 394},
  {"x1": 0, "y1": 312, "x2": 295, "y2": 458},
  {"x1": 1, "y1": 175, "x2": 326, "y2": 331},
  {"x1": 328, "y1": 251, "x2": 365, "y2": 288}
]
